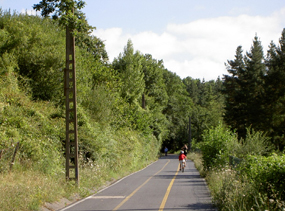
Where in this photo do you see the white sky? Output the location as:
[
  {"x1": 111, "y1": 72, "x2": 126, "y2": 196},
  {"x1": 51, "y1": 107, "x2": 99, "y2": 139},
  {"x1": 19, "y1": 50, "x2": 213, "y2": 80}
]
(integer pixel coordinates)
[{"x1": 1, "y1": 0, "x2": 285, "y2": 81}]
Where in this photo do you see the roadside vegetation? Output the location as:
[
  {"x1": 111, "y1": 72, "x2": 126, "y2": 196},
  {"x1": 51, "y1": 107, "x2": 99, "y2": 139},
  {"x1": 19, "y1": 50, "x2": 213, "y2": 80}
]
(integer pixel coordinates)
[
  {"x1": 190, "y1": 125, "x2": 285, "y2": 210},
  {"x1": 1, "y1": 1, "x2": 285, "y2": 211}
]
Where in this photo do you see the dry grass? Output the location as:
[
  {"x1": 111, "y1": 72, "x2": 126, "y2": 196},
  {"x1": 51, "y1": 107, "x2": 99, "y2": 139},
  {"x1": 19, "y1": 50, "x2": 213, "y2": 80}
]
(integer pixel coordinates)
[
  {"x1": 0, "y1": 170, "x2": 71, "y2": 211},
  {"x1": 188, "y1": 152, "x2": 206, "y2": 177}
]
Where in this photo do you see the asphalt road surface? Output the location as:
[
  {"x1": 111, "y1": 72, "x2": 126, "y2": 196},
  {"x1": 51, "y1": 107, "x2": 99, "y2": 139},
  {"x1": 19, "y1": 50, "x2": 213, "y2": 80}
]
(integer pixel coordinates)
[{"x1": 59, "y1": 154, "x2": 216, "y2": 211}]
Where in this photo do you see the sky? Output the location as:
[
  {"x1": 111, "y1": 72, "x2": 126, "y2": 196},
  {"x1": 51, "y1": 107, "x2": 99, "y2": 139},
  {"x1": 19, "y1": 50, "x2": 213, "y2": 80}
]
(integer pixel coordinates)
[{"x1": 1, "y1": 0, "x2": 285, "y2": 81}]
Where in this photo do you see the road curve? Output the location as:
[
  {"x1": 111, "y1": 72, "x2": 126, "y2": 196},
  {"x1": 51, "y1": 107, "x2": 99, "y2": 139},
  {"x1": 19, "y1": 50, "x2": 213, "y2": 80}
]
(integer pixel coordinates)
[{"x1": 59, "y1": 154, "x2": 216, "y2": 211}]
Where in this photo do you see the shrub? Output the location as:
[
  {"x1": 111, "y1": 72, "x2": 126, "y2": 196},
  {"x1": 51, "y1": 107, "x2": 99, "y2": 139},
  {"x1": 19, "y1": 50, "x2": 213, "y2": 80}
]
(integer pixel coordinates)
[
  {"x1": 198, "y1": 124, "x2": 239, "y2": 170},
  {"x1": 207, "y1": 166, "x2": 285, "y2": 211},
  {"x1": 238, "y1": 154, "x2": 285, "y2": 203},
  {"x1": 236, "y1": 127, "x2": 273, "y2": 158}
]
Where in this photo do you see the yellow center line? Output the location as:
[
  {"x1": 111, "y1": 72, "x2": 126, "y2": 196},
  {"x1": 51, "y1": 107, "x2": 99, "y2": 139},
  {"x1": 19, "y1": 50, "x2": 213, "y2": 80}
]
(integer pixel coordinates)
[
  {"x1": 112, "y1": 159, "x2": 170, "y2": 211},
  {"x1": 158, "y1": 163, "x2": 180, "y2": 211}
]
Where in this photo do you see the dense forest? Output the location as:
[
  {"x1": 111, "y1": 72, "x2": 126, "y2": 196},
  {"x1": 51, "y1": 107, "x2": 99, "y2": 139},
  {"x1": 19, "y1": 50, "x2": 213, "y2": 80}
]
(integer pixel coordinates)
[{"x1": 0, "y1": 1, "x2": 285, "y2": 210}]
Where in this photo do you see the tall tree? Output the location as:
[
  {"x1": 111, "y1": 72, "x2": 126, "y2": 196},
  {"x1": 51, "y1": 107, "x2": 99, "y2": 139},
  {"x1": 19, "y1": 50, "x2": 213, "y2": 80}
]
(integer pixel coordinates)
[
  {"x1": 33, "y1": 0, "x2": 91, "y2": 33},
  {"x1": 141, "y1": 54, "x2": 169, "y2": 141},
  {"x1": 223, "y1": 46, "x2": 247, "y2": 138},
  {"x1": 244, "y1": 35, "x2": 266, "y2": 131},
  {"x1": 265, "y1": 29, "x2": 285, "y2": 149},
  {"x1": 112, "y1": 39, "x2": 145, "y2": 105},
  {"x1": 223, "y1": 36, "x2": 266, "y2": 139},
  {"x1": 34, "y1": 1, "x2": 107, "y2": 61},
  {"x1": 142, "y1": 54, "x2": 168, "y2": 108}
]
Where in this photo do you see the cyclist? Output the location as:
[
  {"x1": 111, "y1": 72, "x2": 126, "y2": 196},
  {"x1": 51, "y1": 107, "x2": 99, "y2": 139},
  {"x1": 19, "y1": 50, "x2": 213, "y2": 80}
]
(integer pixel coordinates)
[
  {"x1": 181, "y1": 144, "x2": 188, "y2": 157},
  {"x1": 164, "y1": 146, "x2": 168, "y2": 156},
  {"x1": 179, "y1": 150, "x2": 186, "y2": 172}
]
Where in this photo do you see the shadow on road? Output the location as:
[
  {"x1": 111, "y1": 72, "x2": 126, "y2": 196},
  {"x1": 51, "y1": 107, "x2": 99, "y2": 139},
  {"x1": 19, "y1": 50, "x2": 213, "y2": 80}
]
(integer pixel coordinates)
[
  {"x1": 80, "y1": 205, "x2": 217, "y2": 211},
  {"x1": 159, "y1": 154, "x2": 179, "y2": 159},
  {"x1": 154, "y1": 174, "x2": 201, "y2": 180}
]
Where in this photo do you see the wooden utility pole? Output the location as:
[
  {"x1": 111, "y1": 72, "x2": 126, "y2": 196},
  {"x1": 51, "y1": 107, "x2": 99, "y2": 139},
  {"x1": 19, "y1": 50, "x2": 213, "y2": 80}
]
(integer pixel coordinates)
[
  {"x1": 188, "y1": 117, "x2": 191, "y2": 151},
  {"x1": 142, "y1": 93, "x2": 145, "y2": 109},
  {"x1": 64, "y1": 25, "x2": 79, "y2": 185}
]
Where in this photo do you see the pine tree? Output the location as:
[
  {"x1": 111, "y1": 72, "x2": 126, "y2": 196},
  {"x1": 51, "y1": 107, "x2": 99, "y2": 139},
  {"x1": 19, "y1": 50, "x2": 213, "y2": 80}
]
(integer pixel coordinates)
[
  {"x1": 223, "y1": 36, "x2": 266, "y2": 139},
  {"x1": 265, "y1": 29, "x2": 285, "y2": 149},
  {"x1": 223, "y1": 46, "x2": 247, "y2": 138},
  {"x1": 244, "y1": 35, "x2": 266, "y2": 132}
]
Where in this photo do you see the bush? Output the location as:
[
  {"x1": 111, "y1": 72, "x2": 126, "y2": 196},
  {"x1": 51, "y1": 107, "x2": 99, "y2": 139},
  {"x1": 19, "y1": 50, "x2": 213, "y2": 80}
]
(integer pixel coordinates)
[
  {"x1": 236, "y1": 128, "x2": 273, "y2": 158},
  {"x1": 198, "y1": 124, "x2": 274, "y2": 171},
  {"x1": 195, "y1": 124, "x2": 285, "y2": 210},
  {"x1": 198, "y1": 124, "x2": 239, "y2": 170},
  {"x1": 207, "y1": 166, "x2": 285, "y2": 211},
  {"x1": 238, "y1": 154, "x2": 285, "y2": 203},
  {"x1": 208, "y1": 168, "x2": 254, "y2": 210}
]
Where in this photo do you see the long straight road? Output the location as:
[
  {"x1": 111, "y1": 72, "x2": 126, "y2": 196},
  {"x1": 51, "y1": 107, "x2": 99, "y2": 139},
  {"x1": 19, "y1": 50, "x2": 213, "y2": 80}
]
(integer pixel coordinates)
[{"x1": 59, "y1": 154, "x2": 216, "y2": 211}]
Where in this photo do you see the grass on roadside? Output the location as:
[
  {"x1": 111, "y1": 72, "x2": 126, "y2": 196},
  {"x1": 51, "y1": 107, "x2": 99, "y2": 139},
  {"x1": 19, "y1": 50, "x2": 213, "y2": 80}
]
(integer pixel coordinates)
[
  {"x1": 187, "y1": 152, "x2": 205, "y2": 177},
  {"x1": 0, "y1": 170, "x2": 70, "y2": 211}
]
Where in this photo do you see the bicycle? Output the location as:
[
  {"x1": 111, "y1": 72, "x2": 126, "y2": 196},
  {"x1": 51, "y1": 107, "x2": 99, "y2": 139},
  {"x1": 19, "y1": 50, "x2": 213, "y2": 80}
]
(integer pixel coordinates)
[{"x1": 182, "y1": 160, "x2": 185, "y2": 172}]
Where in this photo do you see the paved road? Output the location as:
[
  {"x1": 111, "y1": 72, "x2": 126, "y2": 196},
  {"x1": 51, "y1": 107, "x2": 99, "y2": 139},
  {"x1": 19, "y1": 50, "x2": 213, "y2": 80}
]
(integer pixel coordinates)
[{"x1": 59, "y1": 154, "x2": 216, "y2": 211}]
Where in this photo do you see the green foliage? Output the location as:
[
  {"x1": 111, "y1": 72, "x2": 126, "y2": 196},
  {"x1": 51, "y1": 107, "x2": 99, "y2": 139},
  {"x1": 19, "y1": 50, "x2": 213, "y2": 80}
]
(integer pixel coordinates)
[
  {"x1": 79, "y1": 85, "x2": 118, "y2": 126},
  {"x1": 191, "y1": 151, "x2": 285, "y2": 211},
  {"x1": 142, "y1": 54, "x2": 168, "y2": 107},
  {"x1": 162, "y1": 70, "x2": 193, "y2": 150},
  {"x1": 199, "y1": 123, "x2": 274, "y2": 170},
  {"x1": 238, "y1": 154, "x2": 285, "y2": 203},
  {"x1": 198, "y1": 124, "x2": 239, "y2": 170},
  {"x1": 207, "y1": 168, "x2": 258, "y2": 211},
  {"x1": 207, "y1": 167, "x2": 285, "y2": 211},
  {"x1": 140, "y1": 54, "x2": 169, "y2": 142},
  {"x1": 264, "y1": 29, "x2": 285, "y2": 150},
  {"x1": 0, "y1": 12, "x2": 65, "y2": 102},
  {"x1": 183, "y1": 77, "x2": 225, "y2": 143},
  {"x1": 113, "y1": 40, "x2": 145, "y2": 105},
  {"x1": 0, "y1": 54, "x2": 160, "y2": 209},
  {"x1": 194, "y1": 122, "x2": 282, "y2": 210},
  {"x1": 0, "y1": 91, "x2": 65, "y2": 174},
  {"x1": 236, "y1": 128, "x2": 273, "y2": 157},
  {"x1": 33, "y1": 0, "x2": 94, "y2": 36}
]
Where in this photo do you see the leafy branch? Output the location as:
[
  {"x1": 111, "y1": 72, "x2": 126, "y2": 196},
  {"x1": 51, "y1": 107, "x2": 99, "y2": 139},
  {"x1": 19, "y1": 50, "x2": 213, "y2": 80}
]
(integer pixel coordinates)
[{"x1": 33, "y1": 0, "x2": 94, "y2": 35}]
